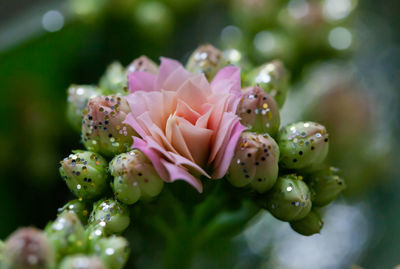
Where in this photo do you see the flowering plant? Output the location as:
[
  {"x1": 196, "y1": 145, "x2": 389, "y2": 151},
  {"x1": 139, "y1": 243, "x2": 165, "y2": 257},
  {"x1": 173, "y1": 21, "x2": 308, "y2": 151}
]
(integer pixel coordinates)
[{"x1": 0, "y1": 45, "x2": 345, "y2": 269}]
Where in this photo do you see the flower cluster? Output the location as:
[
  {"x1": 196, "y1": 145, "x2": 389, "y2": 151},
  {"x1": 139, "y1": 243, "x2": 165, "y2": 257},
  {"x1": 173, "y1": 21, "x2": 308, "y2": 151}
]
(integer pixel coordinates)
[{"x1": 0, "y1": 45, "x2": 345, "y2": 268}]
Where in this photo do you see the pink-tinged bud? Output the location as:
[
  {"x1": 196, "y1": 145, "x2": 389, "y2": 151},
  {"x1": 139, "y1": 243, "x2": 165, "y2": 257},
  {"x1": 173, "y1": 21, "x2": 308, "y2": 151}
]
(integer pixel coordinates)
[
  {"x1": 227, "y1": 132, "x2": 279, "y2": 193},
  {"x1": 126, "y1": 56, "x2": 158, "y2": 75},
  {"x1": 186, "y1": 44, "x2": 228, "y2": 81},
  {"x1": 110, "y1": 150, "x2": 164, "y2": 205},
  {"x1": 82, "y1": 96, "x2": 137, "y2": 157},
  {"x1": 278, "y1": 122, "x2": 329, "y2": 169},
  {"x1": 3, "y1": 227, "x2": 55, "y2": 269},
  {"x1": 245, "y1": 60, "x2": 289, "y2": 107},
  {"x1": 237, "y1": 86, "x2": 280, "y2": 137}
]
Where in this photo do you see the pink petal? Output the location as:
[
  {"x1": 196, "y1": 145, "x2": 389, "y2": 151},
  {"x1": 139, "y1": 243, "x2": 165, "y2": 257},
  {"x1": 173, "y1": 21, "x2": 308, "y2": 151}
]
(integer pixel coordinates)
[
  {"x1": 211, "y1": 66, "x2": 242, "y2": 95},
  {"x1": 212, "y1": 120, "x2": 246, "y2": 179},
  {"x1": 133, "y1": 137, "x2": 169, "y2": 180},
  {"x1": 166, "y1": 115, "x2": 194, "y2": 162},
  {"x1": 176, "y1": 116, "x2": 213, "y2": 167},
  {"x1": 162, "y1": 65, "x2": 193, "y2": 91},
  {"x1": 128, "y1": 71, "x2": 156, "y2": 93},
  {"x1": 155, "y1": 57, "x2": 183, "y2": 91},
  {"x1": 175, "y1": 99, "x2": 201, "y2": 125},
  {"x1": 208, "y1": 112, "x2": 238, "y2": 163},
  {"x1": 160, "y1": 159, "x2": 203, "y2": 192},
  {"x1": 176, "y1": 78, "x2": 208, "y2": 113}
]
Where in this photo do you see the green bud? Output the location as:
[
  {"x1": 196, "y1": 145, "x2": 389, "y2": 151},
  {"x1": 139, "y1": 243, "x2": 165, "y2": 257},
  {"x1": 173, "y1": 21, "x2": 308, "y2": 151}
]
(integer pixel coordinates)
[
  {"x1": 227, "y1": 132, "x2": 279, "y2": 193},
  {"x1": 82, "y1": 95, "x2": 137, "y2": 157},
  {"x1": 95, "y1": 237, "x2": 129, "y2": 269},
  {"x1": 3, "y1": 227, "x2": 55, "y2": 269},
  {"x1": 126, "y1": 56, "x2": 158, "y2": 75},
  {"x1": 58, "y1": 199, "x2": 90, "y2": 225},
  {"x1": 109, "y1": 150, "x2": 164, "y2": 205},
  {"x1": 67, "y1": 85, "x2": 102, "y2": 132},
  {"x1": 186, "y1": 44, "x2": 228, "y2": 81},
  {"x1": 59, "y1": 151, "x2": 108, "y2": 200},
  {"x1": 237, "y1": 86, "x2": 280, "y2": 136},
  {"x1": 88, "y1": 199, "x2": 130, "y2": 234},
  {"x1": 0, "y1": 240, "x2": 5, "y2": 262},
  {"x1": 308, "y1": 167, "x2": 346, "y2": 207},
  {"x1": 59, "y1": 255, "x2": 106, "y2": 269},
  {"x1": 290, "y1": 209, "x2": 324, "y2": 236},
  {"x1": 265, "y1": 174, "x2": 312, "y2": 222},
  {"x1": 99, "y1": 62, "x2": 128, "y2": 95},
  {"x1": 45, "y1": 212, "x2": 86, "y2": 260},
  {"x1": 278, "y1": 122, "x2": 329, "y2": 169},
  {"x1": 85, "y1": 225, "x2": 106, "y2": 251},
  {"x1": 245, "y1": 60, "x2": 289, "y2": 107}
]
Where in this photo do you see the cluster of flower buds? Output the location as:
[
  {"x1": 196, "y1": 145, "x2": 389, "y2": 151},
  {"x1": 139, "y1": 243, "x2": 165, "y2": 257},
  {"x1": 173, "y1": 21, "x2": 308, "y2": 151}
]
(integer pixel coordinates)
[{"x1": 1, "y1": 45, "x2": 348, "y2": 268}]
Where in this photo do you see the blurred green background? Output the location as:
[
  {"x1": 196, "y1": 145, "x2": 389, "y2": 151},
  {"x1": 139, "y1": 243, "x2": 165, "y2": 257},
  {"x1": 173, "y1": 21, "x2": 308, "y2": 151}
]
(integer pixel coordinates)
[{"x1": 0, "y1": 0, "x2": 399, "y2": 268}]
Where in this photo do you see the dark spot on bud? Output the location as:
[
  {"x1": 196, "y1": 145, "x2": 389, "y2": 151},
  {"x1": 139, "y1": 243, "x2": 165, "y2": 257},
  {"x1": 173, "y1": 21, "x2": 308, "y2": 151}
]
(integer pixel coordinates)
[
  {"x1": 246, "y1": 109, "x2": 251, "y2": 114},
  {"x1": 311, "y1": 146, "x2": 315, "y2": 150},
  {"x1": 324, "y1": 138, "x2": 328, "y2": 142},
  {"x1": 299, "y1": 151, "x2": 303, "y2": 155},
  {"x1": 247, "y1": 153, "x2": 252, "y2": 157},
  {"x1": 293, "y1": 159, "x2": 297, "y2": 163},
  {"x1": 261, "y1": 157, "x2": 266, "y2": 161},
  {"x1": 258, "y1": 178, "x2": 262, "y2": 182},
  {"x1": 255, "y1": 162, "x2": 259, "y2": 166},
  {"x1": 138, "y1": 172, "x2": 143, "y2": 176}
]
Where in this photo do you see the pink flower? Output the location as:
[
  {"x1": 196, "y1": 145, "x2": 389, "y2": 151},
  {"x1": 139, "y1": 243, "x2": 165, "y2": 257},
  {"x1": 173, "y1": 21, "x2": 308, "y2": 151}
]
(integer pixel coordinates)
[{"x1": 124, "y1": 57, "x2": 245, "y2": 192}]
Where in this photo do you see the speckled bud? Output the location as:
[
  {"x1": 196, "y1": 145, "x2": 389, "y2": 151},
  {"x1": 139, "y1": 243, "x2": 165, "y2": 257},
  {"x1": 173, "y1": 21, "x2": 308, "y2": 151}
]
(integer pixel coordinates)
[
  {"x1": 58, "y1": 199, "x2": 90, "y2": 225},
  {"x1": 95, "y1": 237, "x2": 129, "y2": 269},
  {"x1": 3, "y1": 227, "x2": 55, "y2": 269},
  {"x1": 109, "y1": 150, "x2": 164, "y2": 205},
  {"x1": 45, "y1": 212, "x2": 86, "y2": 260},
  {"x1": 59, "y1": 151, "x2": 108, "y2": 200},
  {"x1": 290, "y1": 209, "x2": 324, "y2": 236},
  {"x1": 99, "y1": 62, "x2": 128, "y2": 95},
  {"x1": 59, "y1": 255, "x2": 106, "y2": 269},
  {"x1": 278, "y1": 122, "x2": 329, "y2": 169},
  {"x1": 245, "y1": 60, "x2": 289, "y2": 107},
  {"x1": 126, "y1": 56, "x2": 158, "y2": 75},
  {"x1": 82, "y1": 95, "x2": 137, "y2": 157},
  {"x1": 265, "y1": 174, "x2": 312, "y2": 222},
  {"x1": 67, "y1": 85, "x2": 102, "y2": 132},
  {"x1": 186, "y1": 44, "x2": 228, "y2": 81},
  {"x1": 227, "y1": 132, "x2": 279, "y2": 193},
  {"x1": 308, "y1": 167, "x2": 346, "y2": 207},
  {"x1": 88, "y1": 199, "x2": 130, "y2": 234},
  {"x1": 237, "y1": 86, "x2": 280, "y2": 137},
  {"x1": 86, "y1": 225, "x2": 106, "y2": 251}
]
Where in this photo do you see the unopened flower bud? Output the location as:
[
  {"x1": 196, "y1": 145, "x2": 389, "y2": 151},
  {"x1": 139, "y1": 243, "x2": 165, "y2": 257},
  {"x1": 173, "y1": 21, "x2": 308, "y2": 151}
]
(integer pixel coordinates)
[
  {"x1": 99, "y1": 62, "x2": 128, "y2": 95},
  {"x1": 109, "y1": 150, "x2": 164, "y2": 205},
  {"x1": 265, "y1": 174, "x2": 312, "y2": 222},
  {"x1": 3, "y1": 227, "x2": 55, "y2": 269},
  {"x1": 86, "y1": 225, "x2": 106, "y2": 251},
  {"x1": 227, "y1": 132, "x2": 279, "y2": 193},
  {"x1": 95, "y1": 236, "x2": 130, "y2": 269},
  {"x1": 45, "y1": 212, "x2": 86, "y2": 260},
  {"x1": 88, "y1": 199, "x2": 130, "y2": 234},
  {"x1": 126, "y1": 56, "x2": 158, "y2": 75},
  {"x1": 59, "y1": 255, "x2": 106, "y2": 269},
  {"x1": 245, "y1": 60, "x2": 289, "y2": 107},
  {"x1": 278, "y1": 122, "x2": 329, "y2": 169},
  {"x1": 59, "y1": 151, "x2": 108, "y2": 200},
  {"x1": 67, "y1": 85, "x2": 102, "y2": 132},
  {"x1": 186, "y1": 44, "x2": 228, "y2": 81},
  {"x1": 308, "y1": 167, "x2": 346, "y2": 207},
  {"x1": 82, "y1": 95, "x2": 137, "y2": 157},
  {"x1": 290, "y1": 209, "x2": 324, "y2": 236},
  {"x1": 58, "y1": 199, "x2": 90, "y2": 225},
  {"x1": 237, "y1": 86, "x2": 280, "y2": 136}
]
